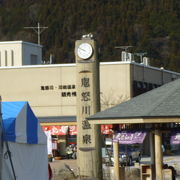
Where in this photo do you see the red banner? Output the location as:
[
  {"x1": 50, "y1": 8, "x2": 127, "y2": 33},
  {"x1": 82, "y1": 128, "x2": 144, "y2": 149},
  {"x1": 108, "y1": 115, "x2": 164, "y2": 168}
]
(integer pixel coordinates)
[
  {"x1": 42, "y1": 126, "x2": 68, "y2": 135},
  {"x1": 42, "y1": 124, "x2": 113, "y2": 135},
  {"x1": 101, "y1": 125, "x2": 113, "y2": 134},
  {"x1": 69, "y1": 126, "x2": 77, "y2": 135}
]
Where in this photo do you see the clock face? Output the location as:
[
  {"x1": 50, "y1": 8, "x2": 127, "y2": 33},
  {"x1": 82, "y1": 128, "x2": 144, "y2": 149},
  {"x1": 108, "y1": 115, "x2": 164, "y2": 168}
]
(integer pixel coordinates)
[{"x1": 77, "y1": 43, "x2": 93, "y2": 59}]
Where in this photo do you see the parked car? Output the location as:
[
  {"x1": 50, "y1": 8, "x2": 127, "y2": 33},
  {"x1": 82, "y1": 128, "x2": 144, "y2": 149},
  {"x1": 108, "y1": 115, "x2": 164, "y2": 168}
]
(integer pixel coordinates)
[
  {"x1": 102, "y1": 144, "x2": 141, "y2": 166},
  {"x1": 118, "y1": 145, "x2": 141, "y2": 166}
]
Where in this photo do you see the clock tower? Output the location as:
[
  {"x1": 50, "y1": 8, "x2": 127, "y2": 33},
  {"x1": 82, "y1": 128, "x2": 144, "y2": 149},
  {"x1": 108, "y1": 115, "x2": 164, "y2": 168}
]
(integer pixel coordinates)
[{"x1": 75, "y1": 34, "x2": 102, "y2": 179}]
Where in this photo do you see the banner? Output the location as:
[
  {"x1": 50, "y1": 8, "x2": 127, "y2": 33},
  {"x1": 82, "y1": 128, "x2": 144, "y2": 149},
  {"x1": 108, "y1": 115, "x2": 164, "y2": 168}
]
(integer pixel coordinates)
[
  {"x1": 101, "y1": 125, "x2": 113, "y2": 134},
  {"x1": 113, "y1": 131, "x2": 147, "y2": 144},
  {"x1": 69, "y1": 126, "x2": 77, "y2": 135},
  {"x1": 42, "y1": 126, "x2": 68, "y2": 135},
  {"x1": 171, "y1": 132, "x2": 180, "y2": 144}
]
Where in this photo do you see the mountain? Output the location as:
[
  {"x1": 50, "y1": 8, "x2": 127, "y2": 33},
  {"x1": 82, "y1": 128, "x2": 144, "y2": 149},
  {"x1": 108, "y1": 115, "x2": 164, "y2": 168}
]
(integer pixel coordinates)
[{"x1": 0, "y1": 0, "x2": 179, "y2": 72}]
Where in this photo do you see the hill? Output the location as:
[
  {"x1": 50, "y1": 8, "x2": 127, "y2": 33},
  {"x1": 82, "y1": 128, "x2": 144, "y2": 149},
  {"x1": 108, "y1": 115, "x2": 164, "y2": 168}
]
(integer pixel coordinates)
[{"x1": 0, "y1": 0, "x2": 179, "y2": 72}]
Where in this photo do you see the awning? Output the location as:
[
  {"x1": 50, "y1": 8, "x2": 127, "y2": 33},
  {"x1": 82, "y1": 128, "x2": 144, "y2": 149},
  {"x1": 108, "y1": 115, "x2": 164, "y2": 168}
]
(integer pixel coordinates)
[
  {"x1": 113, "y1": 131, "x2": 147, "y2": 144},
  {"x1": 42, "y1": 126, "x2": 68, "y2": 135},
  {"x1": 170, "y1": 131, "x2": 180, "y2": 144}
]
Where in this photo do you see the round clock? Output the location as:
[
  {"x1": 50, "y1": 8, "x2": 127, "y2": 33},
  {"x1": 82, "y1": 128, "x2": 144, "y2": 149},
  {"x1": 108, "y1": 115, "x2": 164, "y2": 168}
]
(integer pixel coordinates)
[{"x1": 77, "y1": 43, "x2": 93, "y2": 59}]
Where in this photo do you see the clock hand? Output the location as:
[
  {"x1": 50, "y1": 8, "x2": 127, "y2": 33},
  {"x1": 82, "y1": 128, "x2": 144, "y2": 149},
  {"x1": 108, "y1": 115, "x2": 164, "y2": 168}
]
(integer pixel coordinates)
[{"x1": 79, "y1": 47, "x2": 86, "y2": 52}]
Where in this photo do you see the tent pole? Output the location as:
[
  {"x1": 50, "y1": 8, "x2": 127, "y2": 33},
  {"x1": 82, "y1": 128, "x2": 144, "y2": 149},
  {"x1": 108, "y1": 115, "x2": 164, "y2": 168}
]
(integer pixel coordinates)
[{"x1": 5, "y1": 142, "x2": 16, "y2": 180}]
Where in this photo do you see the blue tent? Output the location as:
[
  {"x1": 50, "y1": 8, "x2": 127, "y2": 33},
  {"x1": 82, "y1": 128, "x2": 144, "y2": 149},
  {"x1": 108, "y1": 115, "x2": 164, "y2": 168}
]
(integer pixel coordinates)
[
  {"x1": 1, "y1": 101, "x2": 48, "y2": 180},
  {"x1": 2, "y1": 101, "x2": 46, "y2": 144}
]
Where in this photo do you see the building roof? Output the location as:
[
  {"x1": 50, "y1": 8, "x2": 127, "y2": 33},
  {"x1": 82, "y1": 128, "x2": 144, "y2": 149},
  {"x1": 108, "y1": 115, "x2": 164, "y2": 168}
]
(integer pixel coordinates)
[
  {"x1": 0, "y1": 40, "x2": 42, "y2": 47},
  {"x1": 87, "y1": 79, "x2": 180, "y2": 123},
  {"x1": 0, "y1": 61, "x2": 179, "y2": 76}
]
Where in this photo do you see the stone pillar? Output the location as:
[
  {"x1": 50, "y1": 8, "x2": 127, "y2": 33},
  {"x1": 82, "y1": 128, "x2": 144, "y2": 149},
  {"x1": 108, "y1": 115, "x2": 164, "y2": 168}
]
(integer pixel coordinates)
[
  {"x1": 113, "y1": 141, "x2": 120, "y2": 180},
  {"x1": 154, "y1": 129, "x2": 163, "y2": 180},
  {"x1": 75, "y1": 35, "x2": 102, "y2": 179}
]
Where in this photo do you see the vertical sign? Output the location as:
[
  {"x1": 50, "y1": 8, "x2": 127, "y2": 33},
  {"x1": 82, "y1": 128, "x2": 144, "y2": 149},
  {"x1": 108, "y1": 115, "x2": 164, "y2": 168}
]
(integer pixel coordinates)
[{"x1": 75, "y1": 36, "x2": 102, "y2": 179}]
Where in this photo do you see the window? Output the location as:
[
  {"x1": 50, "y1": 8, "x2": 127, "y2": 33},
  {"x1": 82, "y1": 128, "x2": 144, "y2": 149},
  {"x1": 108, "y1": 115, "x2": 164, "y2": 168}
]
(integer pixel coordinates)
[
  {"x1": 5, "y1": 50, "x2": 7, "y2": 66},
  {"x1": 11, "y1": 50, "x2": 14, "y2": 66},
  {"x1": 30, "y1": 54, "x2": 38, "y2": 65}
]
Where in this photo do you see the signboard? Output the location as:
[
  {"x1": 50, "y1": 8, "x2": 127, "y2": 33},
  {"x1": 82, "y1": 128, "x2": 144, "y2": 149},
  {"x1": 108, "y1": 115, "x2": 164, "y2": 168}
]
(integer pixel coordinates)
[
  {"x1": 69, "y1": 126, "x2": 77, "y2": 135},
  {"x1": 101, "y1": 125, "x2": 113, "y2": 134},
  {"x1": 113, "y1": 131, "x2": 147, "y2": 144},
  {"x1": 170, "y1": 132, "x2": 180, "y2": 144}
]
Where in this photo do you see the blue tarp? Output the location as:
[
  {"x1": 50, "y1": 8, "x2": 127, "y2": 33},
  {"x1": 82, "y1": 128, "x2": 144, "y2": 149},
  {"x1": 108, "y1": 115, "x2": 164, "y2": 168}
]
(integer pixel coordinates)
[{"x1": 1, "y1": 101, "x2": 46, "y2": 144}]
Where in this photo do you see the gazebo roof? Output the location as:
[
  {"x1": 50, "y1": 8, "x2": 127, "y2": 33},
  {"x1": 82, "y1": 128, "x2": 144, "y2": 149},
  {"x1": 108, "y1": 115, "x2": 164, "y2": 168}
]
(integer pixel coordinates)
[{"x1": 87, "y1": 79, "x2": 180, "y2": 124}]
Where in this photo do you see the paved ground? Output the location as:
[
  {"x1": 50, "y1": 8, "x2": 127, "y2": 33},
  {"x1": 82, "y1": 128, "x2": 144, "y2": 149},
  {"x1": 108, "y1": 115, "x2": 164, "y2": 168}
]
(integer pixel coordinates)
[{"x1": 50, "y1": 155, "x2": 180, "y2": 179}]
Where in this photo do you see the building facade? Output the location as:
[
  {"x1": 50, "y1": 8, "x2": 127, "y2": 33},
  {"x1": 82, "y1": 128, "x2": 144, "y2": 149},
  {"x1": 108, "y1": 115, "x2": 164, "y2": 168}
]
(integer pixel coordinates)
[
  {"x1": 0, "y1": 45, "x2": 179, "y2": 157},
  {"x1": 0, "y1": 62, "x2": 179, "y2": 118}
]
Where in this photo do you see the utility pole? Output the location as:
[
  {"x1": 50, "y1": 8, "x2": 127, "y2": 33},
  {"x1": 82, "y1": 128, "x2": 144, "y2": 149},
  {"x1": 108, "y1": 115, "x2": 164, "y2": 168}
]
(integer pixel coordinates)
[{"x1": 24, "y1": 22, "x2": 48, "y2": 45}]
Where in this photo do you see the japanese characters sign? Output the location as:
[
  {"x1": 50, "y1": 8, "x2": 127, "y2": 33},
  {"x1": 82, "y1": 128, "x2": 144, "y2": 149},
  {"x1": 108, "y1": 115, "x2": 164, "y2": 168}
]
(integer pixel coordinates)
[
  {"x1": 78, "y1": 72, "x2": 96, "y2": 147},
  {"x1": 113, "y1": 131, "x2": 147, "y2": 144}
]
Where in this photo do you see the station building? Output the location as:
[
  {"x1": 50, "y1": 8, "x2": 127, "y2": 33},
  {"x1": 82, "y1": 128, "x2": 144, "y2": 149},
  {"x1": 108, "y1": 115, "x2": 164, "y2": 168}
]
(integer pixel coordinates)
[{"x1": 0, "y1": 41, "x2": 179, "y2": 156}]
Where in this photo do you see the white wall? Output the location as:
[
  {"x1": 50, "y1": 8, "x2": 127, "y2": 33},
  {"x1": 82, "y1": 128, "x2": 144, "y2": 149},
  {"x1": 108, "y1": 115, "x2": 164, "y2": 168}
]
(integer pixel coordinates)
[{"x1": 0, "y1": 41, "x2": 42, "y2": 67}]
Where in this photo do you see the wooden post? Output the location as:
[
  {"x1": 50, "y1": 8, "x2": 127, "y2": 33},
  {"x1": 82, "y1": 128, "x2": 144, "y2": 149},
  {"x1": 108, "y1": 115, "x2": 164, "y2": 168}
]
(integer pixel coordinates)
[
  {"x1": 75, "y1": 36, "x2": 102, "y2": 179},
  {"x1": 154, "y1": 129, "x2": 163, "y2": 180},
  {"x1": 150, "y1": 131, "x2": 155, "y2": 180},
  {"x1": 113, "y1": 141, "x2": 120, "y2": 180}
]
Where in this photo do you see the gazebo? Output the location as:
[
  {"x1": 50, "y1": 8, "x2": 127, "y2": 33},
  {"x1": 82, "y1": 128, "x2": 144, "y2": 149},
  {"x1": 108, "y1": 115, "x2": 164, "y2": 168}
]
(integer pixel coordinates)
[{"x1": 87, "y1": 78, "x2": 180, "y2": 180}]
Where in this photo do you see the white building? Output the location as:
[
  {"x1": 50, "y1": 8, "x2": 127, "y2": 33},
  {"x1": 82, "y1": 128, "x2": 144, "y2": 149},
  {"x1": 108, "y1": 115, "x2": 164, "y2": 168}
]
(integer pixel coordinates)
[{"x1": 0, "y1": 41, "x2": 42, "y2": 67}]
